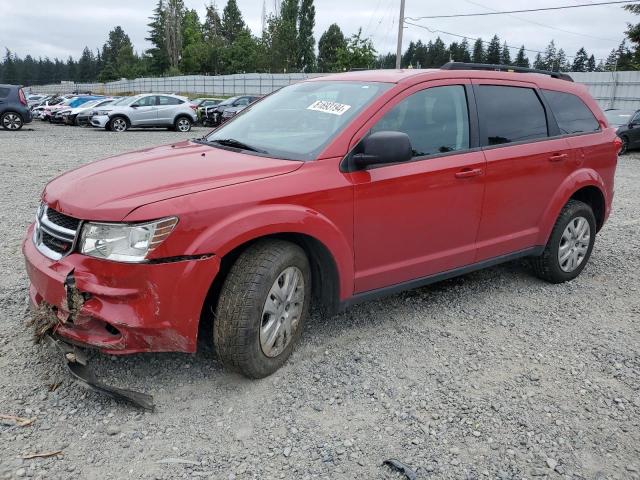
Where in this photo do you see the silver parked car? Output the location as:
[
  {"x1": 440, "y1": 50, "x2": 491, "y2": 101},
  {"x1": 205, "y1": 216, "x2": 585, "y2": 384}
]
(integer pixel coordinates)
[{"x1": 90, "y1": 93, "x2": 197, "y2": 132}]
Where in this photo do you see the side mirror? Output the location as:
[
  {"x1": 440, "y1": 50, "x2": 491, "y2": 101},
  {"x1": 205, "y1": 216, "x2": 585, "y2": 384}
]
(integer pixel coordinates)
[{"x1": 352, "y1": 131, "x2": 412, "y2": 169}]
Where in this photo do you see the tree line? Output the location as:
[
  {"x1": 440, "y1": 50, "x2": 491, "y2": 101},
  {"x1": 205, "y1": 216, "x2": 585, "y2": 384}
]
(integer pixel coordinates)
[{"x1": 1, "y1": 0, "x2": 639, "y2": 86}]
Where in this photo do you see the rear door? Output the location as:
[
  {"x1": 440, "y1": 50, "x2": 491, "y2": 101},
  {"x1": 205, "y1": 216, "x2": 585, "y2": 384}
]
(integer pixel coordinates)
[
  {"x1": 473, "y1": 80, "x2": 573, "y2": 261},
  {"x1": 156, "y1": 95, "x2": 183, "y2": 124}
]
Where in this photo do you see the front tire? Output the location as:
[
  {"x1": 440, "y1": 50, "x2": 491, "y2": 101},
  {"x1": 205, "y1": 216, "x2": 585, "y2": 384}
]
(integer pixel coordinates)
[
  {"x1": 1, "y1": 112, "x2": 23, "y2": 130},
  {"x1": 214, "y1": 239, "x2": 311, "y2": 378},
  {"x1": 531, "y1": 199, "x2": 596, "y2": 283},
  {"x1": 108, "y1": 116, "x2": 129, "y2": 132}
]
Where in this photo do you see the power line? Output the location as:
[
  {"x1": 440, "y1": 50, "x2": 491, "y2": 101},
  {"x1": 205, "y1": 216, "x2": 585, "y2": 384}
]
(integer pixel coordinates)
[
  {"x1": 405, "y1": 1, "x2": 639, "y2": 20},
  {"x1": 403, "y1": 20, "x2": 608, "y2": 62},
  {"x1": 461, "y1": 0, "x2": 620, "y2": 43}
]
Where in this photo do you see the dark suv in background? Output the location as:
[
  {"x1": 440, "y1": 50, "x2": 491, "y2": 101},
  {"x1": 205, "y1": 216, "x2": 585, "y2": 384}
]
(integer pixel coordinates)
[
  {"x1": 0, "y1": 84, "x2": 32, "y2": 130},
  {"x1": 203, "y1": 95, "x2": 260, "y2": 126}
]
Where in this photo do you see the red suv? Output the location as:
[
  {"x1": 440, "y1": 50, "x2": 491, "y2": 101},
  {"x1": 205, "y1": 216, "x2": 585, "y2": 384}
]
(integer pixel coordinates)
[{"x1": 24, "y1": 64, "x2": 619, "y2": 379}]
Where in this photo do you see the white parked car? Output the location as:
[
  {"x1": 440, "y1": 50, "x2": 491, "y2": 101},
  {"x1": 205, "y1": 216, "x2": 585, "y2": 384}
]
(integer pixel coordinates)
[{"x1": 90, "y1": 93, "x2": 197, "y2": 132}]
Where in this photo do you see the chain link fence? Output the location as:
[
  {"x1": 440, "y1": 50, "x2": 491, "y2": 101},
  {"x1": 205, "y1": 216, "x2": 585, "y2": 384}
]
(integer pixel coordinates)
[{"x1": 26, "y1": 73, "x2": 330, "y2": 97}]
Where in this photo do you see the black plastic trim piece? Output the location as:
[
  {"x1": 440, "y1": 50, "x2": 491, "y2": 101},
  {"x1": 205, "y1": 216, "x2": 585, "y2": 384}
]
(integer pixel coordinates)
[{"x1": 340, "y1": 246, "x2": 544, "y2": 310}]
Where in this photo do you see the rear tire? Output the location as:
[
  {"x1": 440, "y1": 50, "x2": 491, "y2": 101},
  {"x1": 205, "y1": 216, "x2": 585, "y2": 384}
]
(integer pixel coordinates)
[
  {"x1": 174, "y1": 116, "x2": 192, "y2": 132},
  {"x1": 531, "y1": 199, "x2": 596, "y2": 283},
  {"x1": 213, "y1": 239, "x2": 311, "y2": 378},
  {"x1": 619, "y1": 135, "x2": 629, "y2": 155},
  {"x1": 1, "y1": 112, "x2": 23, "y2": 130}
]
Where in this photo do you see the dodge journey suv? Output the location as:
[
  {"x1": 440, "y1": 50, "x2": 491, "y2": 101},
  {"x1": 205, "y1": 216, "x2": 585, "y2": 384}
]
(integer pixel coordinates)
[{"x1": 24, "y1": 64, "x2": 619, "y2": 380}]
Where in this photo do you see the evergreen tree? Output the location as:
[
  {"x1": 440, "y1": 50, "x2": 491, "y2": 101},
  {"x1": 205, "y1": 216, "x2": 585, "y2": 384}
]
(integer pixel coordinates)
[
  {"x1": 146, "y1": 0, "x2": 170, "y2": 74},
  {"x1": 587, "y1": 54, "x2": 597, "y2": 72},
  {"x1": 181, "y1": 9, "x2": 207, "y2": 73},
  {"x1": 99, "y1": 26, "x2": 137, "y2": 80},
  {"x1": 533, "y1": 52, "x2": 544, "y2": 70},
  {"x1": 317, "y1": 23, "x2": 346, "y2": 72},
  {"x1": 204, "y1": 1, "x2": 223, "y2": 40},
  {"x1": 541, "y1": 40, "x2": 557, "y2": 70},
  {"x1": 571, "y1": 47, "x2": 589, "y2": 72},
  {"x1": 430, "y1": 37, "x2": 449, "y2": 67},
  {"x1": 459, "y1": 39, "x2": 471, "y2": 62},
  {"x1": 500, "y1": 41, "x2": 511, "y2": 65},
  {"x1": 554, "y1": 48, "x2": 568, "y2": 71},
  {"x1": 77, "y1": 47, "x2": 97, "y2": 81},
  {"x1": 514, "y1": 46, "x2": 529, "y2": 67},
  {"x1": 221, "y1": 0, "x2": 247, "y2": 44},
  {"x1": 271, "y1": 0, "x2": 299, "y2": 71},
  {"x1": 485, "y1": 35, "x2": 501, "y2": 64},
  {"x1": 297, "y1": 0, "x2": 316, "y2": 72},
  {"x1": 472, "y1": 38, "x2": 485, "y2": 63}
]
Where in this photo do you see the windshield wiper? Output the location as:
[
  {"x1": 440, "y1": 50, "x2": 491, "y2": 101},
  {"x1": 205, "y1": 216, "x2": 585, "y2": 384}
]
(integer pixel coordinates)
[{"x1": 210, "y1": 138, "x2": 268, "y2": 154}]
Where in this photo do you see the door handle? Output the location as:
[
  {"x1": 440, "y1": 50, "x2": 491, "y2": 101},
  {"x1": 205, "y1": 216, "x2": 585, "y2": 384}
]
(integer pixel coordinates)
[
  {"x1": 549, "y1": 153, "x2": 569, "y2": 162},
  {"x1": 455, "y1": 168, "x2": 483, "y2": 179}
]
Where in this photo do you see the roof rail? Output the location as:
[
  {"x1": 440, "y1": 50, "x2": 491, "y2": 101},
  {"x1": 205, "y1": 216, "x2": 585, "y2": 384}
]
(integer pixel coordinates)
[{"x1": 440, "y1": 62, "x2": 573, "y2": 82}]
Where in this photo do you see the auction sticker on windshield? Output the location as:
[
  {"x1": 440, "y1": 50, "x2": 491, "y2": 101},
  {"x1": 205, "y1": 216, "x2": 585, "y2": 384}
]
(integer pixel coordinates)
[{"x1": 307, "y1": 100, "x2": 351, "y2": 115}]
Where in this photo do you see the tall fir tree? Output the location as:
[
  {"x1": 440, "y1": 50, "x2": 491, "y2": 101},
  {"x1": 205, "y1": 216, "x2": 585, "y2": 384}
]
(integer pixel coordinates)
[
  {"x1": 485, "y1": 35, "x2": 501, "y2": 64},
  {"x1": 146, "y1": 0, "x2": 170, "y2": 74},
  {"x1": 514, "y1": 46, "x2": 529, "y2": 67},
  {"x1": 221, "y1": 0, "x2": 247, "y2": 44},
  {"x1": 297, "y1": 0, "x2": 316, "y2": 71},
  {"x1": 500, "y1": 41, "x2": 511, "y2": 65},
  {"x1": 472, "y1": 38, "x2": 485, "y2": 63},
  {"x1": 571, "y1": 47, "x2": 589, "y2": 72},
  {"x1": 317, "y1": 23, "x2": 346, "y2": 72}
]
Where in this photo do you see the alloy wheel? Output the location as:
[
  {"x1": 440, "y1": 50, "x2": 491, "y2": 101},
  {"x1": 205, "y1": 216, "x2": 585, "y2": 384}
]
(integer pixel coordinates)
[
  {"x1": 260, "y1": 266, "x2": 305, "y2": 358},
  {"x1": 2, "y1": 113, "x2": 22, "y2": 130},
  {"x1": 112, "y1": 118, "x2": 127, "y2": 132},
  {"x1": 177, "y1": 118, "x2": 191, "y2": 132},
  {"x1": 558, "y1": 216, "x2": 591, "y2": 273}
]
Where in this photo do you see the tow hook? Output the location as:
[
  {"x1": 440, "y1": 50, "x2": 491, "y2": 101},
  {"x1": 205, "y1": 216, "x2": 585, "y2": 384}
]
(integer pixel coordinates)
[{"x1": 45, "y1": 335, "x2": 155, "y2": 411}]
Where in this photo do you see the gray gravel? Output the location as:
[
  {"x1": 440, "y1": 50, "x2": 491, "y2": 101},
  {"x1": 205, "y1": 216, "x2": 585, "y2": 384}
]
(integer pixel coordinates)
[{"x1": 1, "y1": 121, "x2": 640, "y2": 480}]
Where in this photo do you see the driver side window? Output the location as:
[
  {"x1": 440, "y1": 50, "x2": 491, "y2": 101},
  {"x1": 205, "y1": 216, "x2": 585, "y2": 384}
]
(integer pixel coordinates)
[
  {"x1": 371, "y1": 85, "x2": 470, "y2": 158},
  {"x1": 632, "y1": 111, "x2": 640, "y2": 124},
  {"x1": 133, "y1": 96, "x2": 156, "y2": 107}
]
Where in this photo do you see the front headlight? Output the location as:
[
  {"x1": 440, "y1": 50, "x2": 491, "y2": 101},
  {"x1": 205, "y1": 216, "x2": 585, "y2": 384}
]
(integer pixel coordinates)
[
  {"x1": 80, "y1": 217, "x2": 178, "y2": 263},
  {"x1": 96, "y1": 110, "x2": 111, "y2": 116}
]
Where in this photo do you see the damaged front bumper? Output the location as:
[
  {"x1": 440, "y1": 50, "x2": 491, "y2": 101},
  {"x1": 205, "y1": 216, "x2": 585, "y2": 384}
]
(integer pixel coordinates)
[
  {"x1": 46, "y1": 334, "x2": 155, "y2": 410},
  {"x1": 23, "y1": 224, "x2": 220, "y2": 355}
]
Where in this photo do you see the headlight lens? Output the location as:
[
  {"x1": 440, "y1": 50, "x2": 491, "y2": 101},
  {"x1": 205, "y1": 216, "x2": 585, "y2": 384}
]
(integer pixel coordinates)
[
  {"x1": 80, "y1": 217, "x2": 178, "y2": 263},
  {"x1": 96, "y1": 110, "x2": 111, "y2": 115}
]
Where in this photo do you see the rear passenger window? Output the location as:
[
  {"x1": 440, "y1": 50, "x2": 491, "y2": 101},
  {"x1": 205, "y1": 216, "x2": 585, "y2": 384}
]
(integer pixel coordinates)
[
  {"x1": 158, "y1": 96, "x2": 182, "y2": 105},
  {"x1": 476, "y1": 85, "x2": 548, "y2": 146},
  {"x1": 0, "y1": 87, "x2": 9, "y2": 98},
  {"x1": 543, "y1": 90, "x2": 600, "y2": 134},
  {"x1": 371, "y1": 85, "x2": 470, "y2": 158}
]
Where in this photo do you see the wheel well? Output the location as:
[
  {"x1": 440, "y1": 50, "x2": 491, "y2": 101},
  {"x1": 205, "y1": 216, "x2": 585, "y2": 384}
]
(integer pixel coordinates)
[
  {"x1": 174, "y1": 114, "x2": 192, "y2": 123},
  {"x1": 110, "y1": 114, "x2": 130, "y2": 125},
  {"x1": 570, "y1": 186, "x2": 605, "y2": 231},
  {"x1": 197, "y1": 233, "x2": 341, "y2": 346}
]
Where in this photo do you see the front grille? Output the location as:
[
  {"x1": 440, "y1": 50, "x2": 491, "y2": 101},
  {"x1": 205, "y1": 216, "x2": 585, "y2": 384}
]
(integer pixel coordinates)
[
  {"x1": 33, "y1": 205, "x2": 81, "y2": 260},
  {"x1": 46, "y1": 208, "x2": 80, "y2": 231}
]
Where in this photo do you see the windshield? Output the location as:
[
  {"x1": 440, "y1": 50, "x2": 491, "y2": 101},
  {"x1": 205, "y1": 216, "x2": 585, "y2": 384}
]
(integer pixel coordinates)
[
  {"x1": 205, "y1": 81, "x2": 392, "y2": 160},
  {"x1": 605, "y1": 110, "x2": 635, "y2": 126}
]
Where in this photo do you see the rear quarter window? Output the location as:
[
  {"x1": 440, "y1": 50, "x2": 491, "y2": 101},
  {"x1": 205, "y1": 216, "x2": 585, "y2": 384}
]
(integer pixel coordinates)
[
  {"x1": 542, "y1": 89, "x2": 600, "y2": 134},
  {"x1": 475, "y1": 85, "x2": 548, "y2": 146},
  {"x1": 0, "y1": 87, "x2": 10, "y2": 98}
]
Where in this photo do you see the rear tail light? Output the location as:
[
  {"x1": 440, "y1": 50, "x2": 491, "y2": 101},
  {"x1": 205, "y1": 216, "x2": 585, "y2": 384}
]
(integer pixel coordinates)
[
  {"x1": 18, "y1": 88, "x2": 27, "y2": 106},
  {"x1": 613, "y1": 136, "x2": 623, "y2": 154}
]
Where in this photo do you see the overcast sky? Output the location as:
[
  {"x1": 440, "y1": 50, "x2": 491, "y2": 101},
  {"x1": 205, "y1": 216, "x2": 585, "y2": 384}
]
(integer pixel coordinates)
[{"x1": 1, "y1": 0, "x2": 636, "y2": 64}]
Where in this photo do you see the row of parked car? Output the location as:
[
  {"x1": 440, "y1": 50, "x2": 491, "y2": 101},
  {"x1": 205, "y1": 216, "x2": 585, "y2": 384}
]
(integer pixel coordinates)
[{"x1": 23, "y1": 90, "x2": 261, "y2": 132}]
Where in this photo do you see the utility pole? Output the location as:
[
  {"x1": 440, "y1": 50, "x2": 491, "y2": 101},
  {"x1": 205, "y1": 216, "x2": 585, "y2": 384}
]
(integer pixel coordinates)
[{"x1": 395, "y1": 0, "x2": 405, "y2": 69}]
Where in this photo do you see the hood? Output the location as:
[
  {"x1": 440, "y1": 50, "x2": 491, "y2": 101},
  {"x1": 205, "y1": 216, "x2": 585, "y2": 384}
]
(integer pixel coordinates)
[{"x1": 43, "y1": 140, "x2": 303, "y2": 221}]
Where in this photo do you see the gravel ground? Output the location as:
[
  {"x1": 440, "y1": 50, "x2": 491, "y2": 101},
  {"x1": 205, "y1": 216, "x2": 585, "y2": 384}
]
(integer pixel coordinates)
[{"x1": 1, "y1": 121, "x2": 639, "y2": 480}]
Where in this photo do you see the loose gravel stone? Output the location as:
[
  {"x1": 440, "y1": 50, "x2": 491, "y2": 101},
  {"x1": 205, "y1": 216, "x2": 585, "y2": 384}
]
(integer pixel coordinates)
[{"x1": 1, "y1": 122, "x2": 639, "y2": 478}]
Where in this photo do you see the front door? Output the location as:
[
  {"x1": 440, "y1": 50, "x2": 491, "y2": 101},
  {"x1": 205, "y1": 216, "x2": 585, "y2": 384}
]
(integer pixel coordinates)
[
  {"x1": 130, "y1": 95, "x2": 158, "y2": 125},
  {"x1": 350, "y1": 81, "x2": 486, "y2": 293}
]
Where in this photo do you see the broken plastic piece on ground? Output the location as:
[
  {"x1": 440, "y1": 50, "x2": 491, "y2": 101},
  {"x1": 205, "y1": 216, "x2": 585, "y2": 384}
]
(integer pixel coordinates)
[
  {"x1": 45, "y1": 334, "x2": 155, "y2": 411},
  {"x1": 21, "y1": 451, "x2": 63, "y2": 460},
  {"x1": 382, "y1": 458, "x2": 418, "y2": 480},
  {"x1": 0, "y1": 414, "x2": 36, "y2": 427}
]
